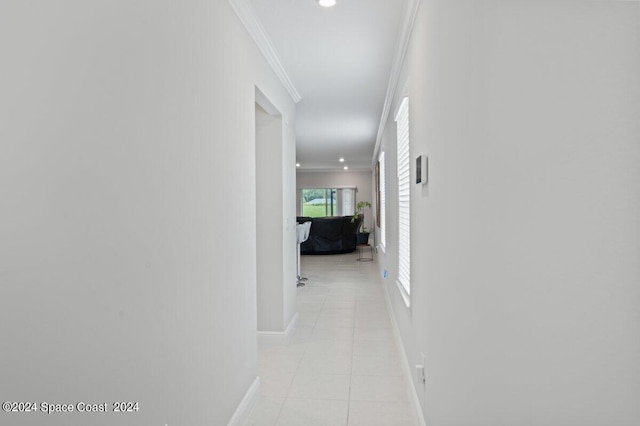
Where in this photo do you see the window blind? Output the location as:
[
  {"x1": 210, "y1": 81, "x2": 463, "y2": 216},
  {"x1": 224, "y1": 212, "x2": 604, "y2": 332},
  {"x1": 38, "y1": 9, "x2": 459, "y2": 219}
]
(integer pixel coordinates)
[{"x1": 395, "y1": 97, "x2": 411, "y2": 297}]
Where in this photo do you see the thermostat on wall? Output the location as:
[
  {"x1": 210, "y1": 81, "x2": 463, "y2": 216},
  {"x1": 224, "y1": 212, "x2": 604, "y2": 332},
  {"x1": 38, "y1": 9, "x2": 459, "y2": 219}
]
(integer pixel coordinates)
[{"x1": 416, "y1": 155, "x2": 428, "y2": 185}]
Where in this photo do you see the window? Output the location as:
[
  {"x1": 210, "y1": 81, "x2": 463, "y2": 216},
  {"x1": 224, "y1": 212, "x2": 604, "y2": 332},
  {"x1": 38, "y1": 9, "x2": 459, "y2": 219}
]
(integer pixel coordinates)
[
  {"x1": 395, "y1": 97, "x2": 411, "y2": 303},
  {"x1": 379, "y1": 152, "x2": 386, "y2": 250},
  {"x1": 301, "y1": 188, "x2": 355, "y2": 217}
]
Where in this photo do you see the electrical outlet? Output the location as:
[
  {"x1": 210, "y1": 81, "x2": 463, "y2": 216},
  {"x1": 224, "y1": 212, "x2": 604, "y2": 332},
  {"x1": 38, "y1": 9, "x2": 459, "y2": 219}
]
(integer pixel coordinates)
[
  {"x1": 415, "y1": 352, "x2": 426, "y2": 385},
  {"x1": 415, "y1": 364, "x2": 425, "y2": 384}
]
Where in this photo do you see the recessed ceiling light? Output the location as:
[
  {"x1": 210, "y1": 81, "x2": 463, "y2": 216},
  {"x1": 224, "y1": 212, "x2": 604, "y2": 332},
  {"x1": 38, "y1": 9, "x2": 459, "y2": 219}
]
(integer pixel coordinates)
[
  {"x1": 339, "y1": 158, "x2": 345, "y2": 162},
  {"x1": 344, "y1": 166, "x2": 348, "y2": 170},
  {"x1": 318, "y1": 0, "x2": 336, "y2": 7},
  {"x1": 296, "y1": 163, "x2": 300, "y2": 167}
]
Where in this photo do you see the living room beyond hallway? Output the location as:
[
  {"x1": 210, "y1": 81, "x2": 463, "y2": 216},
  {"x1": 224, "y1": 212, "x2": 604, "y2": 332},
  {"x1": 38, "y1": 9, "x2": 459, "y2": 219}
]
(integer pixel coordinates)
[{"x1": 245, "y1": 252, "x2": 419, "y2": 426}]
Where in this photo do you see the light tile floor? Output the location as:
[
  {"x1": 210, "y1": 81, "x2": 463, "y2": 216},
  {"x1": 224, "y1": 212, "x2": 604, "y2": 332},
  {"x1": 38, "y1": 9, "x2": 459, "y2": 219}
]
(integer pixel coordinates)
[{"x1": 245, "y1": 252, "x2": 419, "y2": 426}]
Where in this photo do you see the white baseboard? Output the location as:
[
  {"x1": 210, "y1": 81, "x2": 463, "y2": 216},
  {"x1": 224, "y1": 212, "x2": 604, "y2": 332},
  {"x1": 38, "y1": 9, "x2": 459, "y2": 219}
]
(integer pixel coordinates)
[
  {"x1": 227, "y1": 376, "x2": 261, "y2": 426},
  {"x1": 257, "y1": 312, "x2": 299, "y2": 345},
  {"x1": 382, "y1": 283, "x2": 427, "y2": 426}
]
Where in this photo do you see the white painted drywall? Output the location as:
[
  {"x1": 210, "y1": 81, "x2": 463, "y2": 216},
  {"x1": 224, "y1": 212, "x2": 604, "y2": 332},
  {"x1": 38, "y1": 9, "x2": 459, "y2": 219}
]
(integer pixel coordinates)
[
  {"x1": 256, "y1": 103, "x2": 297, "y2": 333},
  {"x1": 256, "y1": 103, "x2": 284, "y2": 332},
  {"x1": 281, "y1": 114, "x2": 298, "y2": 332},
  {"x1": 376, "y1": 1, "x2": 640, "y2": 424},
  {"x1": 296, "y1": 170, "x2": 373, "y2": 228},
  {"x1": 0, "y1": 2, "x2": 296, "y2": 425}
]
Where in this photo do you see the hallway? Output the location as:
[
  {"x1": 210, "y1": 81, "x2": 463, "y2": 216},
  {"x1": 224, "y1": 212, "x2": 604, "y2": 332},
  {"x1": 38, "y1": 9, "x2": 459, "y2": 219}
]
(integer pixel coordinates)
[
  {"x1": 245, "y1": 253, "x2": 419, "y2": 425},
  {"x1": 1, "y1": 2, "x2": 638, "y2": 425}
]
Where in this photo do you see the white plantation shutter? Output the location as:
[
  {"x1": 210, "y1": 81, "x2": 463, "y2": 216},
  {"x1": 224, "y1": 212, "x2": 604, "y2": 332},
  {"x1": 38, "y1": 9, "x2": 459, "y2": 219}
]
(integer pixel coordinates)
[
  {"x1": 395, "y1": 97, "x2": 411, "y2": 298},
  {"x1": 379, "y1": 152, "x2": 386, "y2": 249}
]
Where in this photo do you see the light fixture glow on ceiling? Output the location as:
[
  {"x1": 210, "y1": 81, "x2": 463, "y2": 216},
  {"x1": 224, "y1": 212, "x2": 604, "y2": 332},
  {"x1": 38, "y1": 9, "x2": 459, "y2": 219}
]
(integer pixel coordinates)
[
  {"x1": 339, "y1": 158, "x2": 345, "y2": 162},
  {"x1": 318, "y1": 0, "x2": 336, "y2": 8},
  {"x1": 344, "y1": 166, "x2": 348, "y2": 170},
  {"x1": 296, "y1": 163, "x2": 300, "y2": 167}
]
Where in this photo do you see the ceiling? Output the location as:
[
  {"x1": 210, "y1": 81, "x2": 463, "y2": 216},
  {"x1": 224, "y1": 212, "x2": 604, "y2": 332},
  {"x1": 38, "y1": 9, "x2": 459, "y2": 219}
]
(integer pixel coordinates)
[{"x1": 250, "y1": 0, "x2": 407, "y2": 172}]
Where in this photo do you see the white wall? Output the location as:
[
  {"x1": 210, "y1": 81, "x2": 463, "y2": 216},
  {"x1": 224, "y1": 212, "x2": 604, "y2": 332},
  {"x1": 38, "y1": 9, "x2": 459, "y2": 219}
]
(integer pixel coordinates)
[
  {"x1": 281, "y1": 117, "x2": 298, "y2": 332},
  {"x1": 0, "y1": 1, "x2": 296, "y2": 425},
  {"x1": 256, "y1": 103, "x2": 297, "y2": 334},
  {"x1": 256, "y1": 104, "x2": 284, "y2": 332},
  {"x1": 376, "y1": 1, "x2": 640, "y2": 425},
  {"x1": 296, "y1": 170, "x2": 373, "y2": 228}
]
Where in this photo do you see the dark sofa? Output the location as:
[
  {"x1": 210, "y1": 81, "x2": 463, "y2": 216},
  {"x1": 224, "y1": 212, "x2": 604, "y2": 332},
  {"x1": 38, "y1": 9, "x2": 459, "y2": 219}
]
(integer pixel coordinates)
[{"x1": 296, "y1": 215, "x2": 363, "y2": 255}]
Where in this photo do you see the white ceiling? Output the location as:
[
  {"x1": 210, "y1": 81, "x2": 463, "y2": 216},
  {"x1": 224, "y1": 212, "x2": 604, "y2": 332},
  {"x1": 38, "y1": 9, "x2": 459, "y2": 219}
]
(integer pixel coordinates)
[{"x1": 250, "y1": 0, "x2": 407, "y2": 172}]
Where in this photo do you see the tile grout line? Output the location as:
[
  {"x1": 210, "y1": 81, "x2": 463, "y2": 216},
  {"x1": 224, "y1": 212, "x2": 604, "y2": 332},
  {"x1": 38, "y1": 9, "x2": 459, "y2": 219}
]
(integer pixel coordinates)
[
  {"x1": 346, "y1": 258, "x2": 359, "y2": 426},
  {"x1": 273, "y1": 285, "x2": 328, "y2": 426},
  {"x1": 280, "y1": 252, "x2": 405, "y2": 425}
]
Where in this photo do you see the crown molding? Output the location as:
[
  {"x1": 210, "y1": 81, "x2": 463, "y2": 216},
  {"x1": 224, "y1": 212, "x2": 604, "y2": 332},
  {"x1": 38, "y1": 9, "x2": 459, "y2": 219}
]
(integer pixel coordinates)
[
  {"x1": 372, "y1": 0, "x2": 421, "y2": 165},
  {"x1": 296, "y1": 167, "x2": 373, "y2": 174},
  {"x1": 228, "y1": 0, "x2": 303, "y2": 103}
]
